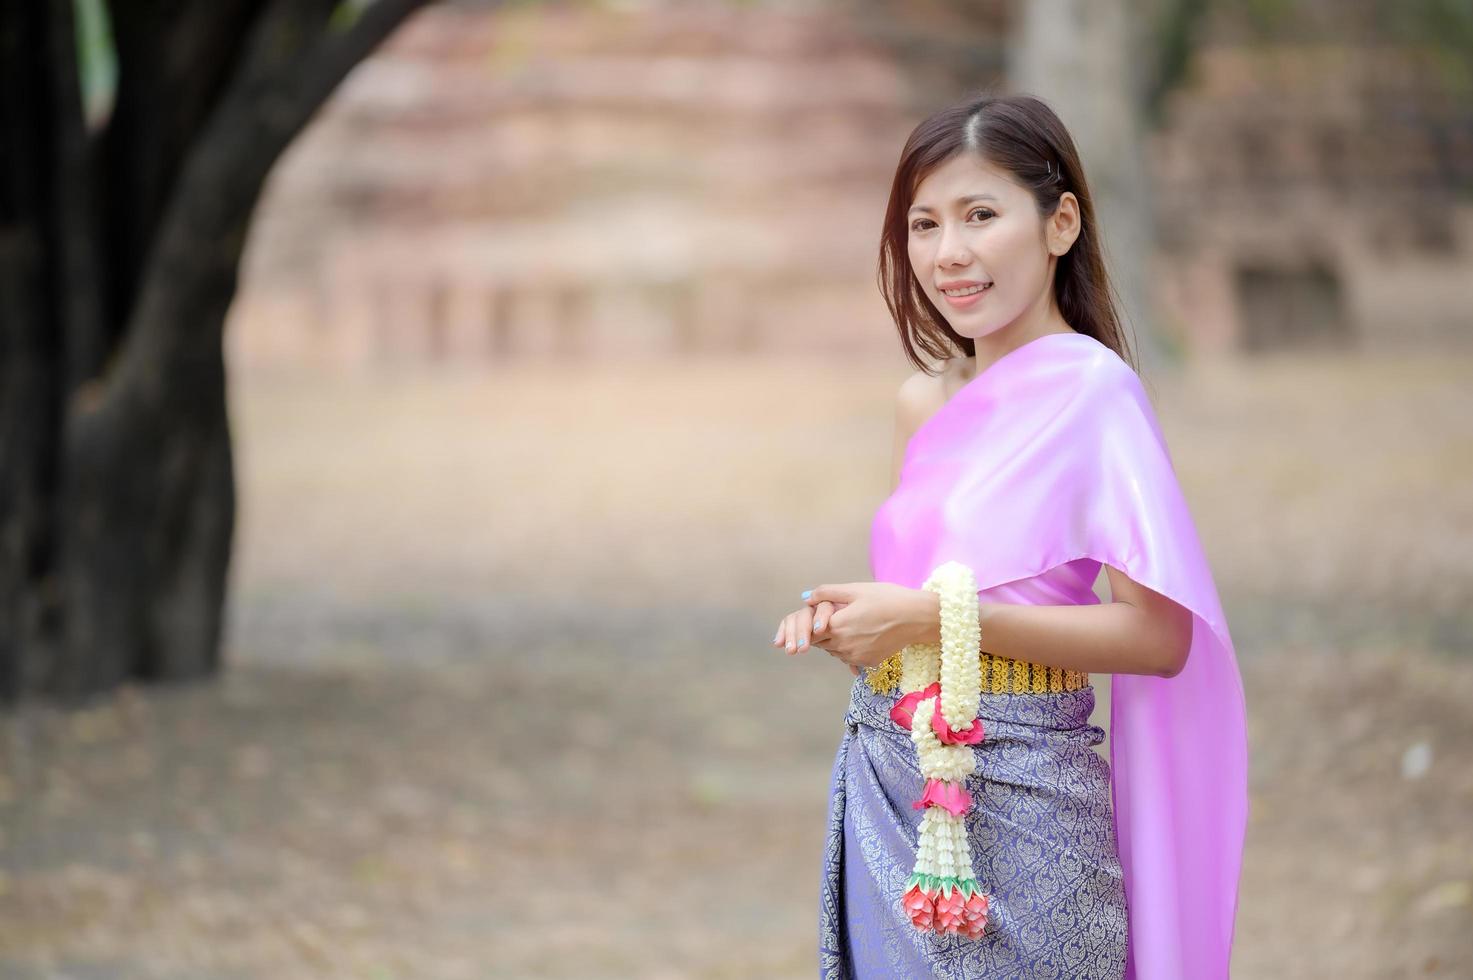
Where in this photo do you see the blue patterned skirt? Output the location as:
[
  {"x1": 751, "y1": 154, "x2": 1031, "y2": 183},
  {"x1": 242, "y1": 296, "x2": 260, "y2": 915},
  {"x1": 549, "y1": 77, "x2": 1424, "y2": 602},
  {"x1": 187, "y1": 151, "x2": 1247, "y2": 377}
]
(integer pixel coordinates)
[{"x1": 818, "y1": 674, "x2": 1128, "y2": 979}]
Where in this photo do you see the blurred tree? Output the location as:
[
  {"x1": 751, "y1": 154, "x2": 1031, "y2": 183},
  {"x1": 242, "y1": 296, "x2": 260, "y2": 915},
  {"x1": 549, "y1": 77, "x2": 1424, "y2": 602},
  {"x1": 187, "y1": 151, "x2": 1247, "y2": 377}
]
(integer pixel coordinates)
[
  {"x1": 1009, "y1": 0, "x2": 1167, "y2": 372},
  {"x1": 1140, "y1": 0, "x2": 1473, "y2": 125},
  {"x1": 0, "y1": 0, "x2": 428, "y2": 701}
]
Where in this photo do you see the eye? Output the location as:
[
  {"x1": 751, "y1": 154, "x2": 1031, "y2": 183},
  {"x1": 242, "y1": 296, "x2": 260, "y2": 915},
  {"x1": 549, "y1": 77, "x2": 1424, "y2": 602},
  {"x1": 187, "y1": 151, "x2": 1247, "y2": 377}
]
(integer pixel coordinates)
[{"x1": 909, "y1": 209, "x2": 994, "y2": 233}]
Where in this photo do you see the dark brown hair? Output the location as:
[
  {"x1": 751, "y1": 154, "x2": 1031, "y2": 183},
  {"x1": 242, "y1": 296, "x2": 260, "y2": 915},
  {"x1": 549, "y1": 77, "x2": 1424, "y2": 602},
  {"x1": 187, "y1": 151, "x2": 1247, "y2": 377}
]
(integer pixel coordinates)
[{"x1": 878, "y1": 91, "x2": 1139, "y2": 376}]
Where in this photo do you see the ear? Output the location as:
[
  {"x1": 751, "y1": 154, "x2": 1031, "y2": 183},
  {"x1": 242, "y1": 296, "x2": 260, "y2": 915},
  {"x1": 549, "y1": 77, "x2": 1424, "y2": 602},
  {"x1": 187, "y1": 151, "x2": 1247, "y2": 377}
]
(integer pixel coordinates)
[{"x1": 1047, "y1": 192, "x2": 1082, "y2": 256}]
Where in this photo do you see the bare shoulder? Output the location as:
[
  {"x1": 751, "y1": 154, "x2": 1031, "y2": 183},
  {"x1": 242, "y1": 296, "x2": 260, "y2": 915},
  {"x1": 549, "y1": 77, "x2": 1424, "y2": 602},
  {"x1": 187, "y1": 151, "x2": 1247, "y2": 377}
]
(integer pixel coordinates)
[
  {"x1": 895, "y1": 367, "x2": 943, "y2": 434},
  {"x1": 889, "y1": 367, "x2": 947, "y2": 491}
]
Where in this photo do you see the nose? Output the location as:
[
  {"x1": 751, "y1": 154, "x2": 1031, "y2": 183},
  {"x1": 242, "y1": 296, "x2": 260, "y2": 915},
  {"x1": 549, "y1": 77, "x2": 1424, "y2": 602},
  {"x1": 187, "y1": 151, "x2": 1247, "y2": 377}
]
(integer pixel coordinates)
[{"x1": 936, "y1": 224, "x2": 971, "y2": 268}]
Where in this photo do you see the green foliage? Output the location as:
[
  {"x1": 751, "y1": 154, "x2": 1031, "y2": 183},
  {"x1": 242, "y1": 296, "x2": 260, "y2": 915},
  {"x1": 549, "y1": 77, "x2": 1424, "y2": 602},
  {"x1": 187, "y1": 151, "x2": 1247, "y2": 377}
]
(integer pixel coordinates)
[
  {"x1": 1382, "y1": 0, "x2": 1473, "y2": 93},
  {"x1": 73, "y1": 0, "x2": 116, "y2": 129},
  {"x1": 1141, "y1": 0, "x2": 1210, "y2": 128},
  {"x1": 1142, "y1": 0, "x2": 1473, "y2": 127},
  {"x1": 330, "y1": 0, "x2": 370, "y2": 33}
]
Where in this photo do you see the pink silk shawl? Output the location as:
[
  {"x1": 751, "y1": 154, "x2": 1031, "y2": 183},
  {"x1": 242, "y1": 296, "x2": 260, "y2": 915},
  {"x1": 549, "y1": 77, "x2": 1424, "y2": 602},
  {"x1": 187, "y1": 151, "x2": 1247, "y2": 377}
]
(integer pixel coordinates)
[{"x1": 868, "y1": 331, "x2": 1249, "y2": 979}]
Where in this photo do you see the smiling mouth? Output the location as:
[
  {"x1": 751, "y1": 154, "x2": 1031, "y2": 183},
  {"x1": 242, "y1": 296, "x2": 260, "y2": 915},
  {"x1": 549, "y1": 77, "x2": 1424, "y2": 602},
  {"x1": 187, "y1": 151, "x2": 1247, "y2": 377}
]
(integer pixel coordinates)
[{"x1": 940, "y1": 283, "x2": 993, "y2": 297}]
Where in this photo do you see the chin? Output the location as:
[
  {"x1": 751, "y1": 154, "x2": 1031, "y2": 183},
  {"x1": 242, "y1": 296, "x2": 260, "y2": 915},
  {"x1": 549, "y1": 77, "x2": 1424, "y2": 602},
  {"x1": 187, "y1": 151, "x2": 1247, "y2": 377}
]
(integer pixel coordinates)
[{"x1": 953, "y1": 321, "x2": 1008, "y2": 342}]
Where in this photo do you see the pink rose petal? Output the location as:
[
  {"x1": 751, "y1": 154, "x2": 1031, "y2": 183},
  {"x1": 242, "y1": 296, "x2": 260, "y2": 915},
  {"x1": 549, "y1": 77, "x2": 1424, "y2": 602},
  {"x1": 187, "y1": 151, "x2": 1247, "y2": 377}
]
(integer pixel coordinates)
[
  {"x1": 911, "y1": 777, "x2": 973, "y2": 816},
  {"x1": 889, "y1": 682, "x2": 942, "y2": 730},
  {"x1": 932, "y1": 710, "x2": 986, "y2": 745}
]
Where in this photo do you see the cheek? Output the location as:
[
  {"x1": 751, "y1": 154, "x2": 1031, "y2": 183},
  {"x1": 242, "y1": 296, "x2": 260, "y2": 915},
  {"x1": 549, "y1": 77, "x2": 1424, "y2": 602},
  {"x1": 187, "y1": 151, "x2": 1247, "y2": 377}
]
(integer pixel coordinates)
[
  {"x1": 907, "y1": 238, "x2": 929, "y2": 273},
  {"x1": 987, "y1": 221, "x2": 1033, "y2": 265},
  {"x1": 987, "y1": 223, "x2": 1048, "y2": 286}
]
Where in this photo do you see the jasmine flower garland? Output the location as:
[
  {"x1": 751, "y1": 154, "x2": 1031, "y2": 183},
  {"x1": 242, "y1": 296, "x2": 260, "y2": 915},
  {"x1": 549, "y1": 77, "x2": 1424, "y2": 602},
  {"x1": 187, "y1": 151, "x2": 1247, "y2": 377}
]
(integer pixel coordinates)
[{"x1": 883, "y1": 560, "x2": 991, "y2": 939}]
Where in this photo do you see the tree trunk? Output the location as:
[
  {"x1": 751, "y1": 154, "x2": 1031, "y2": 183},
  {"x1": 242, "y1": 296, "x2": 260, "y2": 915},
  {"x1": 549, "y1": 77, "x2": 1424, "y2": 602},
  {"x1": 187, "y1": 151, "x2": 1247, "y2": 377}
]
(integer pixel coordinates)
[
  {"x1": 0, "y1": 0, "x2": 429, "y2": 703},
  {"x1": 1007, "y1": 0, "x2": 1168, "y2": 373}
]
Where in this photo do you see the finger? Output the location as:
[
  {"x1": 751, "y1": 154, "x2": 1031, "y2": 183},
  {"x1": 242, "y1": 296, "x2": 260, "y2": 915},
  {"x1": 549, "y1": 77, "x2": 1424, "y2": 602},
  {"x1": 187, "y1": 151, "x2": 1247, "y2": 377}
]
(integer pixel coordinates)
[
  {"x1": 795, "y1": 605, "x2": 816, "y2": 653},
  {"x1": 784, "y1": 613, "x2": 798, "y2": 654},
  {"x1": 773, "y1": 619, "x2": 785, "y2": 647},
  {"x1": 849, "y1": 664, "x2": 861, "y2": 677},
  {"x1": 805, "y1": 584, "x2": 853, "y2": 606},
  {"x1": 812, "y1": 600, "x2": 835, "y2": 634}
]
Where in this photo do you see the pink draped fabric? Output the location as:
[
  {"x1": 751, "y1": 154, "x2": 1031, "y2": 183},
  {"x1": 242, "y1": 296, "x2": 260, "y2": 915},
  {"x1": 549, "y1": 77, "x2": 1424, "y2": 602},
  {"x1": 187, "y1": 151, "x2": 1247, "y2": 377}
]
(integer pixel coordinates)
[{"x1": 868, "y1": 331, "x2": 1249, "y2": 979}]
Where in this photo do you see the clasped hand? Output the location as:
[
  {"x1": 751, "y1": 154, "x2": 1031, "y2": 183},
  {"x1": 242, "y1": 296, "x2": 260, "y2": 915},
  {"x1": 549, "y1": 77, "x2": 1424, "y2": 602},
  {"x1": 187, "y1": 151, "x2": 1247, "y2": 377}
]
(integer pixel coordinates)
[{"x1": 771, "y1": 582, "x2": 923, "y2": 677}]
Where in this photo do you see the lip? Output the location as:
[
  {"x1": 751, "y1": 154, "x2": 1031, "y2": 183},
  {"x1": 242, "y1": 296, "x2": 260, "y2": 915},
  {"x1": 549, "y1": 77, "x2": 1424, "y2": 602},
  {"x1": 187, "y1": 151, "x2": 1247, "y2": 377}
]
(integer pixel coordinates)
[{"x1": 937, "y1": 281, "x2": 993, "y2": 308}]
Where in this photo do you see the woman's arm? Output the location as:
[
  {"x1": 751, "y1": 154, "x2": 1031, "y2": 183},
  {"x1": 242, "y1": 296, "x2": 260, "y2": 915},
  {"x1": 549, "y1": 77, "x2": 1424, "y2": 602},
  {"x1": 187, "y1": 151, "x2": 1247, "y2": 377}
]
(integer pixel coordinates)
[{"x1": 895, "y1": 564, "x2": 1193, "y2": 678}]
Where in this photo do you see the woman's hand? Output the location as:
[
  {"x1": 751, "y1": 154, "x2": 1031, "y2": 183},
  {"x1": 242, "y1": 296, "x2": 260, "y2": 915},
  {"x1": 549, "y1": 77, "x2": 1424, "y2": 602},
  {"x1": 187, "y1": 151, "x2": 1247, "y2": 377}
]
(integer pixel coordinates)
[
  {"x1": 775, "y1": 581, "x2": 933, "y2": 673},
  {"x1": 774, "y1": 599, "x2": 860, "y2": 675}
]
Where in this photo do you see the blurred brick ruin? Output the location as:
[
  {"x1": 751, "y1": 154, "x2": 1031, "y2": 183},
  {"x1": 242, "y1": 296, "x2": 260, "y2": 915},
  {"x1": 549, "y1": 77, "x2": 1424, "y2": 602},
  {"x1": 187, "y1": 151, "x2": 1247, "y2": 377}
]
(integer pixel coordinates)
[
  {"x1": 226, "y1": 0, "x2": 1473, "y2": 373},
  {"x1": 1149, "y1": 32, "x2": 1473, "y2": 356}
]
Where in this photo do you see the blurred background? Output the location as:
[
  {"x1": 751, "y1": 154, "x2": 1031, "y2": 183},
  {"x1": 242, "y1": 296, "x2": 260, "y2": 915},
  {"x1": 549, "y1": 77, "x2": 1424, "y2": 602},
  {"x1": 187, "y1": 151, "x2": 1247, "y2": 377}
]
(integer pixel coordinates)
[{"x1": 2, "y1": 0, "x2": 1471, "y2": 976}]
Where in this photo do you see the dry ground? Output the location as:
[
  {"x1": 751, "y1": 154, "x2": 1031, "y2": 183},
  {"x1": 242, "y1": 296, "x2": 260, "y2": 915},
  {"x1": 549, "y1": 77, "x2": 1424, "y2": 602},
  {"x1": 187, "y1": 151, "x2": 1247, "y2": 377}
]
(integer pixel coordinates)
[{"x1": 2, "y1": 349, "x2": 1471, "y2": 978}]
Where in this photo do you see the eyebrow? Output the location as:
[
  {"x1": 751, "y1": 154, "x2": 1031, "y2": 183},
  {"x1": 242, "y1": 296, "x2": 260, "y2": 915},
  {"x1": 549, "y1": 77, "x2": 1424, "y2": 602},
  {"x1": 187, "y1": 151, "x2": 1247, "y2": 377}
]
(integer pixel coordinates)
[{"x1": 908, "y1": 194, "x2": 999, "y2": 215}]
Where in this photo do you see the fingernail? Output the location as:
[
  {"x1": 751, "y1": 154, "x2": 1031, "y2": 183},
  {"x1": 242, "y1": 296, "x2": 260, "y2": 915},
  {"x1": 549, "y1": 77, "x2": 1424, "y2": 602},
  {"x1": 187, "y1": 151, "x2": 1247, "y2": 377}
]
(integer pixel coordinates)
[
  {"x1": 801, "y1": 590, "x2": 812, "y2": 600},
  {"x1": 813, "y1": 621, "x2": 823, "y2": 630}
]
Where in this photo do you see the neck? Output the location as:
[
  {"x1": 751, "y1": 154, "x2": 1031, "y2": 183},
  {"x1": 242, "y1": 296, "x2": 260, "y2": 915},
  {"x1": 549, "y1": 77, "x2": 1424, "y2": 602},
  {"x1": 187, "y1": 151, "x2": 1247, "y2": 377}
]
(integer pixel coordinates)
[{"x1": 966, "y1": 298, "x2": 1075, "y2": 377}]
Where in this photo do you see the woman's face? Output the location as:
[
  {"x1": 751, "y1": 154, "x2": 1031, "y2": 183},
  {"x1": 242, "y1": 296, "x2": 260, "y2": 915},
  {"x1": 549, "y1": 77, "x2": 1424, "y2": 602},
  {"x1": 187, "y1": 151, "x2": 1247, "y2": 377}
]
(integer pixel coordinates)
[{"x1": 906, "y1": 153, "x2": 1076, "y2": 344}]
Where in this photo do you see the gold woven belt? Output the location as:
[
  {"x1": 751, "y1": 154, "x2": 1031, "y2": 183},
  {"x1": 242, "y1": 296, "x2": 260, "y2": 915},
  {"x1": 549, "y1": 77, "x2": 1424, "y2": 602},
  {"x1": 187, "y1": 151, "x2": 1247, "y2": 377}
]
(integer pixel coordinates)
[{"x1": 864, "y1": 650, "x2": 1089, "y2": 696}]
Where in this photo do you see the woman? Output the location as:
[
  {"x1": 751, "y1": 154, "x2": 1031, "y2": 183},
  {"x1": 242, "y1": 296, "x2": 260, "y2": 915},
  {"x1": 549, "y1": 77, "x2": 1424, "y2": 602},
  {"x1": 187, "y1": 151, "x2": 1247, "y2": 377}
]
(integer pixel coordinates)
[{"x1": 772, "y1": 94, "x2": 1248, "y2": 979}]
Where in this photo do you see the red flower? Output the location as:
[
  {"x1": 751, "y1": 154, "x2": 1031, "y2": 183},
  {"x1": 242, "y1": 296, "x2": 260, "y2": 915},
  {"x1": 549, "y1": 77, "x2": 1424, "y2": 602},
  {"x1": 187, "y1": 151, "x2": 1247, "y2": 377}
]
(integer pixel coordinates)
[
  {"x1": 961, "y1": 890, "x2": 990, "y2": 939},
  {"x1": 934, "y1": 887, "x2": 968, "y2": 934},
  {"x1": 911, "y1": 777, "x2": 972, "y2": 816},
  {"x1": 889, "y1": 681, "x2": 942, "y2": 730},
  {"x1": 902, "y1": 882, "x2": 937, "y2": 931},
  {"x1": 931, "y1": 709, "x2": 985, "y2": 746},
  {"x1": 907, "y1": 882, "x2": 989, "y2": 939}
]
